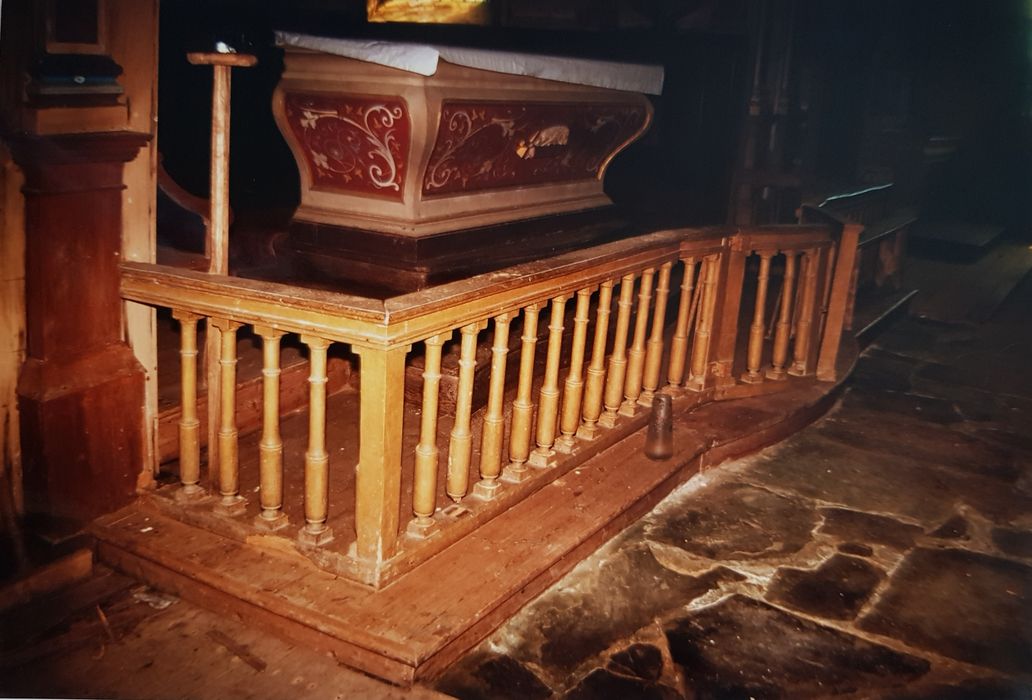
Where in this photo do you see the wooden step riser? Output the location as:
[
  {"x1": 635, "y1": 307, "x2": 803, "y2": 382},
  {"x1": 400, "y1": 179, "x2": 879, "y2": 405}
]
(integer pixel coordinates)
[{"x1": 92, "y1": 343, "x2": 854, "y2": 686}]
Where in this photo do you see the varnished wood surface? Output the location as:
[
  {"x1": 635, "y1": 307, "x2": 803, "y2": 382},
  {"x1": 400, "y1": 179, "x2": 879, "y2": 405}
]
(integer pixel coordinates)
[{"x1": 92, "y1": 339, "x2": 855, "y2": 685}]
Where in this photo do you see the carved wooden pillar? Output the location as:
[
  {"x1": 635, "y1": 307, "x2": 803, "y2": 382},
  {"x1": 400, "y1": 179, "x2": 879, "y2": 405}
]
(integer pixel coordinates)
[{"x1": 12, "y1": 132, "x2": 149, "y2": 522}]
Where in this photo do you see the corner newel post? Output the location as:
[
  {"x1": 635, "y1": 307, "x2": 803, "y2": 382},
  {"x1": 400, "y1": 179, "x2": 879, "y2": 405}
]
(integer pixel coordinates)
[
  {"x1": 447, "y1": 322, "x2": 484, "y2": 502},
  {"x1": 474, "y1": 314, "x2": 512, "y2": 500},
  {"x1": 620, "y1": 267, "x2": 655, "y2": 415},
  {"x1": 299, "y1": 335, "x2": 334, "y2": 546},
  {"x1": 817, "y1": 223, "x2": 862, "y2": 381},
  {"x1": 529, "y1": 295, "x2": 569, "y2": 468},
  {"x1": 640, "y1": 261, "x2": 673, "y2": 405},
  {"x1": 503, "y1": 303, "x2": 540, "y2": 483},
  {"x1": 710, "y1": 240, "x2": 747, "y2": 387},
  {"x1": 409, "y1": 332, "x2": 451, "y2": 538},
  {"x1": 767, "y1": 250, "x2": 798, "y2": 380},
  {"x1": 253, "y1": 325, "x2": 288, "y2": 531},
  {"x1": 210, "y1": 318, "x2": 245, "y2": 516},
  {"x1": 556, "y1": 288, "x2": 592, "y2": 453},
  {"x1": 579, "y1": 279, "x2": 614, "y2": 440},
  {"x1": 742, "y1": 251, "x2": 774, "y2": 383},
  {"x1": 351, "y1": 343, "x2": 409, "y2": 567}
]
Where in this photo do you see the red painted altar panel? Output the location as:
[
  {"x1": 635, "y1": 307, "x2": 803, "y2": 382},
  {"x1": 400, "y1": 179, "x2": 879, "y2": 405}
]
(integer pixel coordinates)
[
  {"x1": 283, "y1": 92, "x2": 409, "y2": 200},
  {"x1": 422, "y1": 101, "x2": 647, "y2": 196}
]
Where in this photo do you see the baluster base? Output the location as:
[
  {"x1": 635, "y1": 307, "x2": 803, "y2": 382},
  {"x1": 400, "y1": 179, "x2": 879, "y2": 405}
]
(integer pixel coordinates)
[
  {"x1": 765, "y1": 367, "x2": 788, "y2": 381},
  {"x1": 554, "y1": 434, "x2": 577, "y2": 454},
  {"x1": 637, "y1": 389, "x2": 656, "y2": 407},
  {"x1": 253, "y1": 510, "x2": 289, "y2": 532},
  {"x1": 576, "y1": 421, "x2": 602, "y2": 441},
  {"x1": 528, "y1": 447, "x2": 557, "y2": 469},
  {"x1": 214, "y1": 494, "x2": 247, "y2": 517},
  {"x1": 740, "y1": 370, "x2": 765, "y2": 384},
  {"x1": 618, "y1": 399, "x2": 640, "y2": 417},
  {"x1": 406, "y1": 515, "x2": 438, "y2": 539},
  {"x1": 501, "y1": 462, "x2": 532, "y2": 483},
  {"x1": 684, "y1": 375, "x2": 707, "y2": 392},
  {"x1": 472, "y1": 478, "x2": 502, "y2": 501},
  {"x1": 787, "y1": 362, "x2": 808, "y2": 377},
  {"x1": 174, "y1": 484, "x2": 208, "y2": 504},
  {"x1": 298, "y1": 524, "x2": 335, "y2": 547},
  {"x1": 598, "y1": 410, "x2": 621, "y2": 429}
]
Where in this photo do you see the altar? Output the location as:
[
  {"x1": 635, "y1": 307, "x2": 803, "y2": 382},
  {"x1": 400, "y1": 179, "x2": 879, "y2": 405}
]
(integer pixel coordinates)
[{"x1": 272, "y1": 34, "x2": 664, "y2": 289}]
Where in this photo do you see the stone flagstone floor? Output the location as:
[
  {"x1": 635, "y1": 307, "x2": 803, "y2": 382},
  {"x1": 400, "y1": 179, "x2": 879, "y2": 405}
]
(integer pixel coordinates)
[{"x1": 434, "y1": 274, "x2": 1032, "y2": 699}]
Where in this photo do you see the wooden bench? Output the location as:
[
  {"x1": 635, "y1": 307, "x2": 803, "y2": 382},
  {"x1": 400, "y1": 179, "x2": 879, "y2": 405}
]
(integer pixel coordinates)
[{"x1": 800, "y1": 183, "x2": 918, "y2": 341}]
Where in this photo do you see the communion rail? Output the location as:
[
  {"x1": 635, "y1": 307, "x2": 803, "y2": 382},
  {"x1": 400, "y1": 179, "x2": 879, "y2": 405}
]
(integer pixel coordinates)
[{"x1": 120, "y1": 222, "x2": 855, "y2": 587}]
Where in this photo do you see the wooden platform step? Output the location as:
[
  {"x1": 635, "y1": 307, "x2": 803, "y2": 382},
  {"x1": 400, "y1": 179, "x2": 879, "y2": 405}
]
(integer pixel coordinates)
[{"x1": 91, "y1": 351, "x2": 852, "y2": 686}]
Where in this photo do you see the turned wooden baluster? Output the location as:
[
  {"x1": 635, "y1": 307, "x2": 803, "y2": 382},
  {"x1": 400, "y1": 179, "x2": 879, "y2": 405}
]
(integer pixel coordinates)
[
  {"x1": 253, "y1": 325, "x2": 288, "y2": 530},
  {"x1": 790, "y1": 248, "x2": 819, "y2": 376},
  {"x1": 742, "y1": 251, "x2": 774, "y2": 383},
  {"x1": 173, "y1": 311, "x2": 203, "y2": 500},
  {"x1": 686, "y1": 255, "x2": 721, "y2": 391},
  {"x1": 529, "y1": 294, "x2": 569, "y2": 468},
  {"x1": 503, "y1": 303, "x2": 540, "y2": 483},
  {"x1": 473, "y1": 314, "x2": 511, "y2": 500},
  {"x1": 447, "y1": 322, "x2": 482, "y2": 501},
  {"x1": 408, "y1": 332, "x2": 450, "y2": 538},
  {"x1": 767, "y1": 251, "x2": 798, "y2": 380},
  {"x1": 298, "y1": 335, "x2": 333, "y2": 546},
  {"x1": 620, "y1": 268, "x2": 655, "y2": 416},
  {"x1": 666, "y1": 257, "x2": 696, "y2": 388},
  {"x1": 556, "y1": 288, "x2": 592, "y2": 453},
  {"x1": 640, "y1": 261, "x2": 673, "y2": 405},
  {"x1": 578, "y1": 279, "x2": 614, "y2": 440},
  {"x1": 210, "y1": 318, "x2": 244, "y2": 516},
  {"x1": 600, "y1": 273, "x2": 635, "y2": 427}
]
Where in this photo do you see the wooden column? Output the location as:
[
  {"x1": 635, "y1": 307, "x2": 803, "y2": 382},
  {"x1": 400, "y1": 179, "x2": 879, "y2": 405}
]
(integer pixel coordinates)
[
  {"x1": 600, "y1": 273, "x2": 635, "y2": 428},
  {"x1": 640, "y1": 261, "x2": 672, "y2": 405},
  {"x1": 620, "y1": 268, "x2": 654, "y2": 416},
  {"x1": 742, "y1": 252, "x2": 774, "y2": 383},
  {"x1": 211, "y1": 319, "x2": 244, "y2": 516},
  {"x1": 172, "y1": 311, "x2": 202, "y2": 500},
  {"x1": 767, "y1": 251, "x2": 798, "y2": 380},
  {"x1": 299, "y1": 335, "x2": 333, "y2": 546},
  {"x1": 556, "y1": 288, "x2": 592, "y2": 453},
  {"x1": 473, "y1": 314, "x2": 511, "y2": 500},
  {"x1": 253, "y1": 325, "x2": 287, "y2": 531},
  {"x1": 503, "y1": 303, "x2": 539, "y2": 483},
  {"x1": 666, "y1": 257, "x2": 697, "y2": 388},
  {"x1": 529, "y1": 295, "x2": 568, "y2": 468},
  {"x1": 12, "y1": 133, "x2": 148, "y2": 521},
  {"x1": 352, "y1": 344, "x2": 409, "y2": 565},
  {"x1": 408, "y1": 332, "x2": 449, "y2": 538},
  {"x1": 447, "y1": 323, "x2": 482, "y2": 501},
  {"x1": 578, "y1": 279, "x2": 614, "y2": 440}
]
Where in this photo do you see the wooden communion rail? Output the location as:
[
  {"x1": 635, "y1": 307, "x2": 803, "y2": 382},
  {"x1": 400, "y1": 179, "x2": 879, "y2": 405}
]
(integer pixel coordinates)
[
  {"x1": 99, "y1": 220, "x2": 859, "y2": 681},
  {"x1": 119, "y1": 222, "x2": 851, "y2": 587}
]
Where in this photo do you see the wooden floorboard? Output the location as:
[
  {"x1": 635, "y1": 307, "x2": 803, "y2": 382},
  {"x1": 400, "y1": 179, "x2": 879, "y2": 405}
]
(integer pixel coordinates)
[{"x1": 92, "y1": 346, "x2": 854, "y2": 685}]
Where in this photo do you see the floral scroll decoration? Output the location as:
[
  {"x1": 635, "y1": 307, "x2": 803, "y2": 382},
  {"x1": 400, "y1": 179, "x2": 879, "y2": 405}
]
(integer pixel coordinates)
[
  {"x1": 423, "y1": 101, "x2": 647, "y2": 197},
  {"x1": 283, "y1": 93, "x2": 409, "y2": 200}
]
